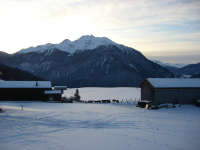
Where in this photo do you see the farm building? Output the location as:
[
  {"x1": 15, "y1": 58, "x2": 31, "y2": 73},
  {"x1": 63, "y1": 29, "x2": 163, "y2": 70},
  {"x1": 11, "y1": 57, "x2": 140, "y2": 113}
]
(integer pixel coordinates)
[
  {"x1": 140, "y1": 78, "x2": 200, "y2": 104},
  {"x1": 44, "y1": 86, "x2": 67, "y2": 102},
  {"x1": 44, "y1": 90, "x2": 62, "y2": 102},
  {"x1": 0, "y1": 81, "x2": 62, "y2": 101}
]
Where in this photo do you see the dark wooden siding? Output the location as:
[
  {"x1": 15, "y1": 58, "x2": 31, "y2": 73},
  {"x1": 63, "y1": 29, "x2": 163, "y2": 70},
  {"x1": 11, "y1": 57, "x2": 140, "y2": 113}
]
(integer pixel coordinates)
[
  {"x1": 0, "y1": 88, "x2": 52, "y2": 101},
  {"x1": 141, "y1": 81, "x2": 154, "y2": 101},
  {"x1": 155, "y1": 88, "x2": 200, "y2": 104},
  {"x1": 140, "y1": 79, "x2": 200, "y2": 105},
  {"x1": 46, "y1": 94, "x2": 62, "y2": 101},
  {"x1": 179, "y1": 89, "x2": 200, "y2": 104},
  {"x1": 155, "y1": 89, "x2": 179, "y2": 104}
]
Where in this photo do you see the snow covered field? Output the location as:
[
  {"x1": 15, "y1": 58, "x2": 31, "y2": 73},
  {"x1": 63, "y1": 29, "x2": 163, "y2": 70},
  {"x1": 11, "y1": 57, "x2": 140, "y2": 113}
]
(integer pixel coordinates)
[
  {"x1": 0, "y1": 88, "x2": 200, "y2": 150},
  {"x1": 64, "y1": 87, "x2": 141, "y2": 101}
]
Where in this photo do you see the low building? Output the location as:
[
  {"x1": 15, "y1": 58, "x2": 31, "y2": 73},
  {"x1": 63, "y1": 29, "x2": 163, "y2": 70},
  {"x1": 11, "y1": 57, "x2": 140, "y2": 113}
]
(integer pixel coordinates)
[
  {"x1": 54, "y1": 86, "x2": 67, "y2": 94},
  {"x1": 140, "y1": 78, "x2": 200, "y2": 104},
  {"x1": 0, "y1": 81, "x2": 52, "y2": 101},
  {"x1": 44, "y1": 90, "x2": 62, "y2": 102}
]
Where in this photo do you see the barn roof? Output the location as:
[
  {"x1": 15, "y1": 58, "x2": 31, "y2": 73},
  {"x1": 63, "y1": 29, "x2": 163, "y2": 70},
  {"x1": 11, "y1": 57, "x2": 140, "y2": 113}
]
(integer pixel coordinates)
[
  {"x1": 44, "y1": 90, "x2": 62, "y2": 94},
  {"x1": 140, "y1": 78, "x2": 200, "y2": 88},
  {"x1": 0, "y1": 81, "x2": 52, "y2": 88}
]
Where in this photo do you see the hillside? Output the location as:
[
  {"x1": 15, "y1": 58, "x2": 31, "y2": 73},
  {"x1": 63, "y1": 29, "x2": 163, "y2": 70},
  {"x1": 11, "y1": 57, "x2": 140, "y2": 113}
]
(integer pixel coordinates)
[
  {"x1": 0, "y1": 63, "x2": 44, "y2": 81},
  {"x1": 153, "y1": 60, "x2": 200, "y2": 76}
]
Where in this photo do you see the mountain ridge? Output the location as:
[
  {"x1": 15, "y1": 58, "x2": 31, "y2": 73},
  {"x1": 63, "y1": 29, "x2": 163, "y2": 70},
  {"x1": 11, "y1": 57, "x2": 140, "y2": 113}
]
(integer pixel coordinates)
[
  {"x1": 18, "y1": 35, "x2": 122, "y2": 54},
  {"x1": 0, "y1": 63, "x2": 44, "y2": 81},
  {"x1": 153, "y1": 60, "x2": 200, "y2": 76},
  {"x1": 152, "y1": 60, "x2": 188, "y2": 68},
  {"x1": 0, "y1": 37, "x2": 174, "y2": 87}
]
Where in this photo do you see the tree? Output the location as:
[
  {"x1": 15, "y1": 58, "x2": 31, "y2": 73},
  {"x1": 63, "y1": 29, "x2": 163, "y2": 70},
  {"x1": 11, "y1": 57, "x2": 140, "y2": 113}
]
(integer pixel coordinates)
[{"x1": 74, "y1": 88, "x2": 81, "y2": 101}]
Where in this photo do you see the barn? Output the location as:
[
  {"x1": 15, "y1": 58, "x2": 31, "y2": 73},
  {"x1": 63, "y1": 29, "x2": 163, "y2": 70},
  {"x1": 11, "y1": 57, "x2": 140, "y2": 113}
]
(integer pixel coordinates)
[
  {"x1": 44, "y1": 86, "x2": 67, "y2": 102},
  {"x1": 44, "y1": 90, "x2": 62, "y2": 102},
  {"x1": 0, "y1": 81, "x2": 53, "y2": 101},
  {"x1": 140, "y1": 78, "x2": 200, "y2": 105}
]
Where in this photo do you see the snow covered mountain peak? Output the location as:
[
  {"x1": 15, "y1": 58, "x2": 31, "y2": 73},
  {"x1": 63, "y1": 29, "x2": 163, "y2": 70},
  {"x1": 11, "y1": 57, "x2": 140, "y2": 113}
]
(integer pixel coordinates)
[
  {"x1": 18, "y1": 35, "x2": 119, "y2": 54},
  {"x1": 76, "y1": 35, "x2": 115, "y2": 44},
  {"x1": 60, "y1": 39, "x2": 71, "y2": 44}
]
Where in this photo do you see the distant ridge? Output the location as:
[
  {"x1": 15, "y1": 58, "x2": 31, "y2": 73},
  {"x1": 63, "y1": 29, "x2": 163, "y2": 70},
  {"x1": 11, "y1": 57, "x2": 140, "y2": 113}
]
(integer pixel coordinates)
[
  {"x1": 153, "y1": 60, "x2": 200, "y2": 76},
  {"x1": 0, "y1": 63, "x2": 44, "y2": 81},
  {"x1": 152, "y1": 60, "x2": 188, "y2": 68}
]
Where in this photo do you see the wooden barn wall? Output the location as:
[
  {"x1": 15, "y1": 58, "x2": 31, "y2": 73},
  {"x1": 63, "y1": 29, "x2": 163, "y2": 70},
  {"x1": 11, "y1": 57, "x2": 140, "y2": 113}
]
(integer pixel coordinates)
[
  {"x1": 141, "y1": 81, "x2": 154, "y2": 101},
  {"x1": 155, "y1": 89, "x2": 200, "y2": 104},
  {"x1": 0, "y1": 88, "x2": 51, "y2": 101},
  {"x1": 46, "y1": 94, "x2": 62, "y2": 101},
  {"x1": 154, "y1": 90, "x2": 178, "y2": 104}
]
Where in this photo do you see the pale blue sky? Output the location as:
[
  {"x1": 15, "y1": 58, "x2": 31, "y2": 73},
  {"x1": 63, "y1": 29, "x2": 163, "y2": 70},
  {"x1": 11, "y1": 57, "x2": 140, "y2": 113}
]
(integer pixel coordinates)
[{"x1": 0, "y1": 0, "x2": 199, "y2": 63}]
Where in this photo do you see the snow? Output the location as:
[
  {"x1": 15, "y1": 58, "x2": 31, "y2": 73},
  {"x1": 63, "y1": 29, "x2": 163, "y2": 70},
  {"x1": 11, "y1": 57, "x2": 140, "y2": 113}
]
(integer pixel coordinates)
[
  {"x1": 0, "y1": 87, "x2": 200, "y2": 150},
  {"x1": 64, "y1": 87, "x2": 141, "y2": 101},
  {"x1": 44, "y1": 90, "x2": 62, "y2": 94},
  {"x1": 146, "y1": 78, "x2": 200, "y2": 88},
  {"x1": 0, "y1": 81, "x2": 52, "y2": 88},
  {"x1": 18, "y1": 35, "x2": 120, "y2": 54},
  {"x1": 19, "y1": 43, "x2": 54, "y2": 54}
]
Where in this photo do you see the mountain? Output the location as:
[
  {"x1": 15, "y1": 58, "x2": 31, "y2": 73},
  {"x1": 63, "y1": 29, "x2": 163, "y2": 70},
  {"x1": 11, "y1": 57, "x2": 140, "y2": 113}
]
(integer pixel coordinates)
[
  {"x1": 0, "y1": 63, "x2": 44, "y2": 81},
  {"x1": 0, "y1": 51, "x2": 9, "y2": 60},
  {"x1": 153, "y1": 60, "x2": 200, "y2": 76},
  {"x1": 0, "y1": 35, "x2": 174, "y2": 87},
  {"x1": 152, "y1": 60, "x2": 188, "y2": 68},
  {"x1": 18, "y1": 35, "x2": 118, "y2": 54},
  {"x1": 179, "y1": 63, "x2": 200, "y2": 75}
]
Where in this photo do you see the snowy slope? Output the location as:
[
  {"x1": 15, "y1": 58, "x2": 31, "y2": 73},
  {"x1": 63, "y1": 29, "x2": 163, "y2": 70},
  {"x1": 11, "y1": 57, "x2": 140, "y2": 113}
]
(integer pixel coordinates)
[
  {"x1": 18, "y1": 35, "x2": 118, "y2": 54},
  {"x1": 18, "y1": 43, "x2": 54, "y2": 54},
  {"x1": 0, "y1": 86, "x2": 200, "y2": 150}
]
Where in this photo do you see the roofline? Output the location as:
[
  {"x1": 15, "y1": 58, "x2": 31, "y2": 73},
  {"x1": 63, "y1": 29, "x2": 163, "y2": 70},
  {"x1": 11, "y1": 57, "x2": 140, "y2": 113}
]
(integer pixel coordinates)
[
  {"x1": 140, "y1": 78, "x2": 200, "y2": 89},
  {"x1": 154, "y1": 87, "x2": 200, "y2": 89},
  {"x1": 140, "y1": 78, "x2": 155, "y2": 89},
  {"x1": 0, "y1": 87, "x2": 52, "y2": 89},
  {"x1": 0, "y1": 81, "x2": 52, "y2": 89},
  {"x1": 139, "y1": 78, "x2": 147, "y2": 87}
]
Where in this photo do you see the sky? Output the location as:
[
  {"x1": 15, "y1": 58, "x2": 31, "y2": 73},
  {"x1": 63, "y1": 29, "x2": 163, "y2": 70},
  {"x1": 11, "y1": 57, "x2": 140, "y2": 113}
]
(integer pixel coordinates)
[{"x1": 0, "y1": 0, "x2": 199, "y2": 64}]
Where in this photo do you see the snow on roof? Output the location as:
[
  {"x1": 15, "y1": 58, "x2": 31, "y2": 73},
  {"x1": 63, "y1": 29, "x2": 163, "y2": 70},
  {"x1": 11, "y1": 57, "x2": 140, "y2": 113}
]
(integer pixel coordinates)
[
  {"x1": 0, "y1": 81, "x2": 52, "y2": 88},
  {"x1": 44, "y1": 90, "x2": 62, "y2": 94},
  {"x1": 145, "y1": 78, "x2": 200, "y2": 88}
]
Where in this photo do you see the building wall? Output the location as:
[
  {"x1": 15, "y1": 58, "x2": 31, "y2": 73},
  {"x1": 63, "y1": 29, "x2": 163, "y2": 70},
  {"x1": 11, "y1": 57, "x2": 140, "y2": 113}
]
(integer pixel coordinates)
[
  {"x1": 154, "y1": 89, "x2": 178, "y2": 104},
  {"x1": 179, "y1": 89, "x2": 200, "y2": 104},
  {"x1": 46, "y1": 94, "x2": 62, "y2": 101},
  {"x1": 141, "y1": 81, "x2": 155, "y2": 101},
  {"x1": 155, "y1": 88, "x2": 200, "y2": 104},
  {"x1": 0, "y1": 88, "x2": 51, "y2": 101}
]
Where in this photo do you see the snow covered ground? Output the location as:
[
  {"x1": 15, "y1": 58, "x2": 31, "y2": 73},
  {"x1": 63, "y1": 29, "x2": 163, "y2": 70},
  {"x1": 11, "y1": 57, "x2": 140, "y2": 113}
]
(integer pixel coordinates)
[
  {"x1": 0, "y1": 88, "x2": 200, "y2": 150},
  {"x1": 63, "y1": 87, "x2": 141, "y2": 101}
]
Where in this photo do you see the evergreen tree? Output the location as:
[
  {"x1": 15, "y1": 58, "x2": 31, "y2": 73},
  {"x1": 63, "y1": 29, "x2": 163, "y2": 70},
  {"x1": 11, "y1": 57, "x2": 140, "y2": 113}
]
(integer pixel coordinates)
[{"x1": 74, "y1": 88, "x2": 81, "y2": 101}]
